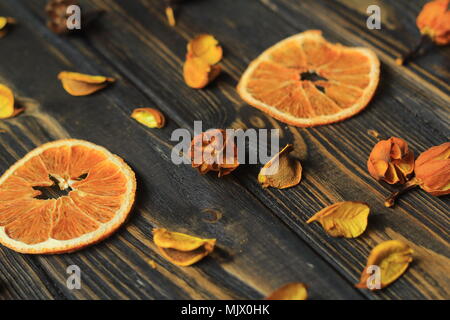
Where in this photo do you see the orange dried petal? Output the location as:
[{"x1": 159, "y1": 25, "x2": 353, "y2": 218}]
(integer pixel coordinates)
[
  {"x1": 131, "y1": 108, "x2": 165, "y2": 129},
  {"x1": 57, "y1": 71, "x2": 115, "y2": 96},
  {"x1": 416, "y1": 0, "x2": 450, "y2": 45},
  {"x1": 153, "y1": 228, "x2": 216, "y2": 267},
  {"x1": 307, "y1": 201, "x2": 370, "y2": 238},
  {"x1": 187, "y1": 34, "x2": 223, "y2": 65},
  {"x1": 266, "y1": 283, "x2": 308, "y2": 300},
  {"x1": 356, "y1": 240, "x2": 413, "y2": 290},
  {"x1": 183, "y1": 57, "x2": 221, "y2": 89},
  {"x1": 258, "y1": 144, "x2": 302, "y2": 189},
  {"x1": 0, "y1": 84, "x2": 23, "y2": 119}
]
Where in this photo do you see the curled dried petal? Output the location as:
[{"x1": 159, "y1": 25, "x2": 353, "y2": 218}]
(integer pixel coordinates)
[
  {"x1": 183, "y1": 57, "x2": 221, "y2": 89},
  {"x1": 153, "y1": 228, "x2": 216, "y2": 267},
  {"x1": 367, "y1": 137, "x2": 414, "y2": 184},
  {"x1": 0, "y1": 84, "x2": 23, "y2": 119},
  {"x1": 307, "y1": 202, "x2": 370, "y2": 238},
  {"x1": 58, "y1": 71, "x2": 115, "y2": 96},
  {"x1": 266, "y1": 283, "x2": 308, "y2": 300},
  {"x1": 131, "y1": 108, "x2": 165, "y2": 129},
  {"x1": 356, "y1": 240, "x2": 413, "y2": 290},
  {"x1": 414, "y1": 142, "x2": 450, "y2": 196},
  {"x1": 258, "y1": 144, "x2": 302, "y2": 189},
  {"x1": 416, "y1": 0, "x2": 450, "y2": 45},
  {"x1": 187, "y1": 34, "x2": 223, "y2": 65}
]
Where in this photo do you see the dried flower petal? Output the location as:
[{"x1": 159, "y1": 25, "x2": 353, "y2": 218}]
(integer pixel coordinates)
[
  {"x1": 307, "y1": 202, "x2": 370, "y2": 238},
  {"x1": 190, "y1": 129, "x2": 239, "y2": 177},
  {"x1": 416, "y1": 0, "x2": 450, "y2": 45},
  {"x1": 183, "y1": 57, "x2": 221, "y2": 89},
  {"x1": 187, "y1": 34, "x2": 223, "y2": 65},
  {"x1": 0, "y1": 17, "x2": 16, "y2": 38},
  {"x1": 58, "y1": 71, "x2": 115, "y2": 96},
  {"x1": 266, "y1": 283, "x2": 308, "y2": 300},
  {"x1": 385, "y1": 142, "x2": 450, "y2": 207},
  {"x1": 414, "y1": 142, "x2": 450, "y2": 196},
  {"x1": 131, "y1": 108, "x2": 165, "y2": 129},
  {"x1": 356, "y1": 240, "x2": 413, "y2": 290},
  {"x1": 367, "y1": 137, "x2": 414, "y2": 184},
  {"x1": 0, "y1": 84, "x2": 23, "y2": 119},
  {"x1": 153, "y1": 228, "x2": 216, "y2": 267},
  {"x1": 258, "y1": 144, "x2": 302, "y2": 189}
]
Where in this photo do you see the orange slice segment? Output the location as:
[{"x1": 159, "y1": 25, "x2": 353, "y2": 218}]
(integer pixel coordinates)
[
  {"x1": 238, "y1": 30, "x2": 380, "y2": 127},
  {"x1": 0, "y1": 139, "x2": 136, "y2": 254}
]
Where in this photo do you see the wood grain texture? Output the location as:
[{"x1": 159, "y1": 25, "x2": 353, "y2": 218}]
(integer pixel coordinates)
[{"x1": 0, "y1": 0, "x2": 449, "y2": 300}]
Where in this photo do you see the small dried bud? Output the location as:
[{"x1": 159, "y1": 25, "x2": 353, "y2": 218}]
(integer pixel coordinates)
[
  {"x1": 367, "y1": 137, "x2": 414, "y2": 184},
  {"x1": 46, "y1": 0, "x2": 78, "y2": 34},
  {"x1": 190, "y1": 129, "x2": 239, "y2": 177},
  {"x1": 414, "y1": 142, "x2": 450, "y2": 196},
  {"x1": 131, "y1": 108, "x2": 165, "y2": 129},
  {"x1": 416, "y1": 0, "x2": 450, "y2": 45}
]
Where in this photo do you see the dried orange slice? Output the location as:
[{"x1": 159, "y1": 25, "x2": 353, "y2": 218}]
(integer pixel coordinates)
[
  {"x1": 237, "y1": 30, "x2": 380, "y2": 127},
  {"x1": 0, "y1": 139, "x2": 136, "y2": 254}
]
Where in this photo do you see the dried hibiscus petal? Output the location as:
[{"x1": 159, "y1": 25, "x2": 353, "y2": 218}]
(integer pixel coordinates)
[
  {"x1": 0, "y1": 84, "x2": 24, "y2": 119},
  {"x1": 367, "y1": 137, "x2": 414, "y2": 184},
  {"x1": 58, "y1": 71, "x2": 115, "y2": 96},
  {"x1": 385, "y1": 142, "x2": 450, "y2": 207},
  {"x1": 190, "y1": 129, "x2": 239, "y2": 177},
  {"x1": 0, "y1": 17, "x2": 16, "y2": 38},
  {"x1": 356, "y1": 240, "x2": 413, "y2": 290},
  {"x1": 266, "y1": 283, "x2": 308, "y2": 300},
  {"x1": 153, "y1": 228, "x2": 216, "y2": 267},
  {"x1": 307, "y1": 202, "x2": 370, "y2": 238},
  {"x1": 258, "y1": 144, "x2": 302, "y2": 189},
  {"x1": 131, "y1": 108, "x2": 165, "y2": 129}
]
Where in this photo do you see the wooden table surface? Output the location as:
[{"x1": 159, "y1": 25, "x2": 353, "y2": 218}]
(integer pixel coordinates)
[{"x1": 0, "y1": 0, "x2": 449, "y2": 300}]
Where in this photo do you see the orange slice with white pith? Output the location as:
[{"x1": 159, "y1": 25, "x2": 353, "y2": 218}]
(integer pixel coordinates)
[
  {"x1": 0, "y1": 139, "x2": 136, "y2": 254},
  {"x1": 237, "y1": 30, "x2": 380, "y2": 127}
]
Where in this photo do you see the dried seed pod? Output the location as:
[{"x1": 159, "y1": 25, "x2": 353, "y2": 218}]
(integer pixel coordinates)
[
  {"x1": 190, "y1": 129, "x2": 239, "y2": 177},
  {"x1": 307, "y1": 202, "x2": 370, "y2": 238},
  {"x1": 397, "y1": 0, "x2": 450, "y2": 65},
  {"x1": 385, "y1": 142, "x2": 450, "y2": 207},
  {"x1": 258, "y1": 144, "x2": 302, "y2": 189},
  {"x1": 153, "y1": 228, "x2": 216, "y2": 267},
  {"x1": 58, "y1": 71, "x2": 115, "y2": 96},
  {"x1": 131, "y1": 108, "x2": 165, "y2": 129},
  {"x1": 266, "y1": 283, "x2": 308, "y2": 300},
  {"x1": 367, "y1": 137, "x2": 414, "y2": 184},
  {"x1": 0, "y1": 84, "x2": 24, "y2": 119},
  {"x1": 0, "y1": 17, "x2": 16, "y2": 38},
  {"x1": 356, "y1": 240, "x2": 413, "y2": 290}
]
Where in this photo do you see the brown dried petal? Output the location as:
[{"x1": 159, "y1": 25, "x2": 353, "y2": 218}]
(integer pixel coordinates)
[
  {"x1": 266, "y1": 283, "x2": 308, "y2": 300},
  {"x1": 153, "y1": 228, "x2": 216, "y2": 267},
  {"x1": 258, "y1": 144, "x2": 302, "y2": 189},
  {"x1": 58, "y1": 71, "x2": 115, "y2": 96}
]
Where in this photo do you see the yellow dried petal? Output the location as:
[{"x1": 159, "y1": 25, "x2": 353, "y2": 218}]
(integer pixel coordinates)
[
  {"x1": 183, "y1": 57, "x2": 221, "y2": 89},
  {"x1": 266, "y1": 283, "x2": 308, "y2": 300},
  {"x1": 307, "y1": 201, "x2": 370, "y2": 238},
  {"x1": 153, "y1": 228, "x2": 216, "y2": 267},
  {"x1": 57, "y1": 71, "x2": 115, "y2": 96},
  {"x1": 0, "y1": 17, "x2": 15, "y2": 38},
  {"x1": 131, "y1": 108, "x2": 165, "y2": 129},
  {"x1": 187, "y1": 34, "x2": 223, "y2": 65},
  {"x1": 0, "y1": 17, "x2": 8, "y2": 30},
  {"x1": 165, "y1": 7, "x2": 176, "y2": 27},
  {"x1": 0, "y1": 84, "x2": 23, "y2": 119},
  {"x1": 356, "y1": 240, "x2": 413, "y2": 290},
  {"x1": 258, "y1": 144, "x2": 302, "y2": 189}
]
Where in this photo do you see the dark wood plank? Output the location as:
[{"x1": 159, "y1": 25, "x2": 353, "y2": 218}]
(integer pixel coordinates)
[
  {"x1": 24, "y1": 0, "x2": 450, "y2": 300},
  {"x1": 0, "y1": 0, "x2": 363, "y2": 300}
]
